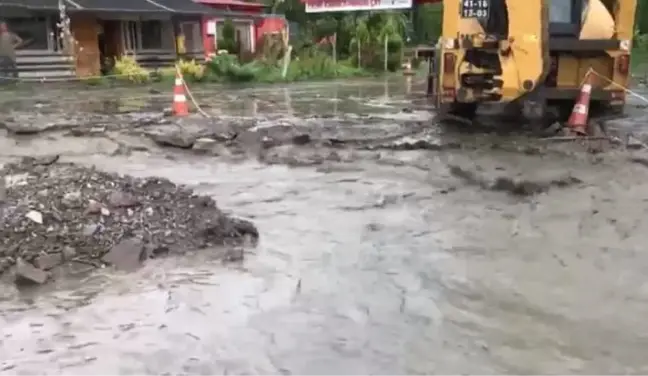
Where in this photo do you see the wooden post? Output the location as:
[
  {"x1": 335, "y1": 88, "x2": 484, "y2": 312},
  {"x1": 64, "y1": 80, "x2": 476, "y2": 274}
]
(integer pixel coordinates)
[
  {"x1": 281, "y1": 45, "x2": 292, "y2": 79},
  {"x1": 357, "y1": 39, "x2": 361, "y2": 68},
  {"x1": 332, "y1": 32, "x2": 337, "y2": 64},
  {"x1": 383, "y1": 35, "x2": 388, "y2": 72},
  {"x1": 281, "y1": 27, "x2": 291, "y2": 79}
]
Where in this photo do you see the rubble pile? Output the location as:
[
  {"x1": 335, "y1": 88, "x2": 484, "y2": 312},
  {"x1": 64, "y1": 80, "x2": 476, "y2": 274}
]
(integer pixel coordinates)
[{"x1": 0, "y1": 157, "x2": 258, "y2": 285}]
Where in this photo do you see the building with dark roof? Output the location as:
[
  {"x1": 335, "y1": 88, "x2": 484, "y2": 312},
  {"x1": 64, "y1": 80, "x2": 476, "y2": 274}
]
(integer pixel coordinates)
[{"x1": 0, "y1": 0, "x2": 220, "y2": 79}]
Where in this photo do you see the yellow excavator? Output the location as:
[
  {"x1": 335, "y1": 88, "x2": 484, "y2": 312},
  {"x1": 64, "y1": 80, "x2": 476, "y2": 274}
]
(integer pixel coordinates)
[{"x1": 421, "y1": 0, "x2": 636, "y2": 126}]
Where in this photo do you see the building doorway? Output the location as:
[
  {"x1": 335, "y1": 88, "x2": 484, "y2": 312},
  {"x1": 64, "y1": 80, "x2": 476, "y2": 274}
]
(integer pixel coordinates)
[
  {"x1": 180, "y1": 21, "x2": 201, "y2": 53},
  {"x1": 98, "y1": 20, "x2": 121, "y2": 75},
  {"x1": 232, "y1": 20, "x2": 253, "y2": 53}
]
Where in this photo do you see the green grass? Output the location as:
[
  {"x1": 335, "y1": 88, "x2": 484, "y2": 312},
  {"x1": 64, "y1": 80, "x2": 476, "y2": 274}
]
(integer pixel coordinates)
[{"x1": 0, "y1": 53, "x2": 398, "y2": 94}]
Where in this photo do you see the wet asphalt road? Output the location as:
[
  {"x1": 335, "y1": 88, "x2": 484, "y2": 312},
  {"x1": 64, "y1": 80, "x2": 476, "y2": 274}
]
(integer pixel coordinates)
[{"x1": 2, "y1": 77, "x2": 648, "y2": 374}]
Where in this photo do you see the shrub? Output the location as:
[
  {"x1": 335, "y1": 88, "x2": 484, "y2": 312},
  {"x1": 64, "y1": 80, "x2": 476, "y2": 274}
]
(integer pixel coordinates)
[
  {"x1": 286, "y1": 52, "x2": 337, "y2": 80},
  {"x1": 247, "y1": 60, "x2": 282, "y2": 82},
  {"x1": 335, "y1": 59, "x2": 369, "y2": 78},
  {"x1": 112, "y1": 56, "x2": 150, "y2": 84},
  {"x1": 228, "y1": 63, "x2": 258, "y2": 82},
  {"x1": 177, "y1": 59, "x2": 206, "y2": 82},
  {"x1": 205, "y1": 54, "x2": 258, "y2": 82},
  {"x1": 636, "y1": 33, "x2": 648, "y2": 51},
  {"x1": 151, "y1": 60, "x2": 207, "y2": 83},
  {"x1": 185, "y1": 49, "x2": 372, "y2": 84},
  {"x1": 207, "y1": 53, "x2": 238, "y2": 77}
]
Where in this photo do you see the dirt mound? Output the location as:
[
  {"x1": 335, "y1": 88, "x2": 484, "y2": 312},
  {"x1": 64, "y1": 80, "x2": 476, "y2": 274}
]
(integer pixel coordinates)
[{"x1": 0, "y1": 157, "x2": 258, "y2": 285}]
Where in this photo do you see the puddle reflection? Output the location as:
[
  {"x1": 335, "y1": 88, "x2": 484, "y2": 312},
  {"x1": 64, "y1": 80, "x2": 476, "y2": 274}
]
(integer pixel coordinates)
[{"x1": 0, "y1": 77, "x2": 424, "y2": 118}]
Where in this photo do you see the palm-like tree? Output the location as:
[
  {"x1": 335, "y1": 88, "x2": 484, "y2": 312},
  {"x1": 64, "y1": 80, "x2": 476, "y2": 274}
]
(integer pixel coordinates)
[
  {"x1": 348, "y1": 15, "x2": 370, "y2": 67},
  {"x1": 374, "y1": 12, "x2": 407, "y2": 44}
]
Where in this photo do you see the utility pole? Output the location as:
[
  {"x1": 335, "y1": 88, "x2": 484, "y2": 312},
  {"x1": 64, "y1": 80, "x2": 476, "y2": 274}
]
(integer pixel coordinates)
[{"x1": 410, "y1": 1, "x2": 418, "y2": 44}]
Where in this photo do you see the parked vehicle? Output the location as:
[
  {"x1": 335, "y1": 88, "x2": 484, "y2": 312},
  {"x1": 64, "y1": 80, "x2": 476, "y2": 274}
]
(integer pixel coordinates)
[{"x1": 420, "y1": 0, "x2": 636, "y2": 125}]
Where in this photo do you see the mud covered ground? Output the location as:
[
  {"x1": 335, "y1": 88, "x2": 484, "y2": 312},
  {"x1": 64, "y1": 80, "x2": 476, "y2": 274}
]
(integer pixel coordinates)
[{"x1": 2, "y1": 77, "x2": 648, "y2": 374}]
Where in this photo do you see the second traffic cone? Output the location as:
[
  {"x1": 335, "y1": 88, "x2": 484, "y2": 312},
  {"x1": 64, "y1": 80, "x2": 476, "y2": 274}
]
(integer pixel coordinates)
[
  {"x1": 172, "y1": 67, "x2": 189, "y2": 117},
  {"x1": 566, "y1": 73, "x2": 593, "y2": 135}
]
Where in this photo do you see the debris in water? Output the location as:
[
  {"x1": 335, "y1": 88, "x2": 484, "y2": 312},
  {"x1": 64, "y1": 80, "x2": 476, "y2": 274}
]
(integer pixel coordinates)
[
  {"x1": 147, "y1": 129, "x2": 196, "y2": 148},
  {"x1": 14, "y1": 258, "x2": 49, "y2": 285},
  {"x1": 34, "y1": 253, "x2": 63, "y2": 270},
  {"x1": 192, "y1": 137, "x2": 218, "y2": 153},
  {"x1": 101, "y1": 239, "x2": 147, "y2": 272},
  {"x1": 25, "y1": 210, "x2": 43, "y2": 224}
]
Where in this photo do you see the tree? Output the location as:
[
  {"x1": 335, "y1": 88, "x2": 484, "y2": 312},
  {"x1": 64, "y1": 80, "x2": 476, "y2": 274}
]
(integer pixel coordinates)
[
  {"x1": 637, "y1": 0, "x2": 648, "y2": 35},
  {"x1": 217, "y1": 19, "x2": 239, "y2": 54},
  {"x1": 349, "y1": 15, "x2": 370, "y2": 66},
  {"x1": 259, "y1": 0, "x2": 444, "y2": 68},
  {"x1": 413, "y1": 3, "x2": 442, "y2": 44}
]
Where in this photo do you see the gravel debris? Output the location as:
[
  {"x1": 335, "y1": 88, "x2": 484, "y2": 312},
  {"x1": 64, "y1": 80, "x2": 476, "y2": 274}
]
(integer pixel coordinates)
[{"x1": 0, "y1": 157, "x2": 258, "y2": 284}]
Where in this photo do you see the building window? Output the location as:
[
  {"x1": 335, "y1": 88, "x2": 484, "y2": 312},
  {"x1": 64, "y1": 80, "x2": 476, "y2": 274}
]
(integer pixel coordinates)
[
  {"x1": 5, "y1": 17, "x2": 51, "y2": 50},
  {"x1": 216, "y1": 20, "x2": 253, "y2": 52},
  {"x1": 549, "y1": 0, "x2": 573, "y2": 23},
  {"x1": 141, "y1": 20, "x2": 163, "y2": 50},
  {"x1": 180, "y1": 22, "x2": 201, "y2": 52},
  {"x1": 123, "y1": 21, "x2": 138, "y2": 51},
  {"x1": 121, "y1": 20, "x2": 167, "y2": 51}
]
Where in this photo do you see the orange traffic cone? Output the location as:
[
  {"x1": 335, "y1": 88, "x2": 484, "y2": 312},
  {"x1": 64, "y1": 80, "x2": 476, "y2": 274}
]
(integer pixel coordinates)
[
  {"x1": 172, "y1": 67, "x2": 189, "y2": 117},
  {"x1": 566, "y1": 73, "x2": 593, "y2": 135}
]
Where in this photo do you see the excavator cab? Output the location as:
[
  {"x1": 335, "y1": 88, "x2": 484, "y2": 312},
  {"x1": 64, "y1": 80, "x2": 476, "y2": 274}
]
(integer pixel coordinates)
[{"x1": 423, "y1": 0, "x2": 636, "y2": 124}]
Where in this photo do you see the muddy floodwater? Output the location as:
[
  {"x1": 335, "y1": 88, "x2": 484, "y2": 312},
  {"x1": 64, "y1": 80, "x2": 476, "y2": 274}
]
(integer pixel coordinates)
[{"x1": 3, "y1": 77, "x2": 648, "y2": 374}]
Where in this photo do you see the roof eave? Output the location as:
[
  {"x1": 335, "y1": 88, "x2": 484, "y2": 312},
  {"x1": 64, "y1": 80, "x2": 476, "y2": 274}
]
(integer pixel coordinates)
[
  {"x1": 195, "y1": 0, "x2": 265, "y2": 8},
  {"x1": 67, "y1": 8, "x2": 173, "y2": 13}
]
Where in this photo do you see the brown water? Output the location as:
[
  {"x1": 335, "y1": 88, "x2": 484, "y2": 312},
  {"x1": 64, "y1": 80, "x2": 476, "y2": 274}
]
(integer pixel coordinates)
[{"x1": 2, "y1": 77, "x2": 648, "y2": 374}]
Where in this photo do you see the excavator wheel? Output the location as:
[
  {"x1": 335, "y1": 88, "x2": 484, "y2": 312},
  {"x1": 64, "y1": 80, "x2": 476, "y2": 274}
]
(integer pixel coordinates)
[
  {"x1": 440, "y1": 102, "x2": 478, "y2": 124},
  {"x1": 450, "y1": 102, "x2": 478, "y2": 119}
]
